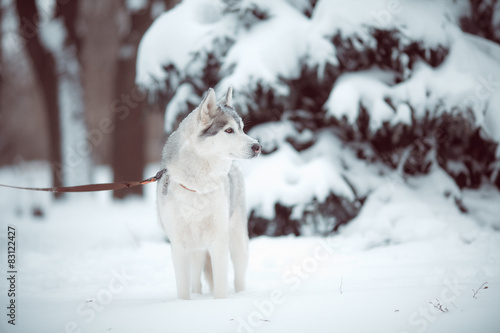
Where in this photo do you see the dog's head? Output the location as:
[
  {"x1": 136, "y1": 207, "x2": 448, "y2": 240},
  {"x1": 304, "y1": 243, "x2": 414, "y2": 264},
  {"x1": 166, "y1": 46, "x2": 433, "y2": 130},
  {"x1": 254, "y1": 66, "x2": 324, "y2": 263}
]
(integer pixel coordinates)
[{"x1": 193, "y1": 87, "x2": 261, "y2": 160}]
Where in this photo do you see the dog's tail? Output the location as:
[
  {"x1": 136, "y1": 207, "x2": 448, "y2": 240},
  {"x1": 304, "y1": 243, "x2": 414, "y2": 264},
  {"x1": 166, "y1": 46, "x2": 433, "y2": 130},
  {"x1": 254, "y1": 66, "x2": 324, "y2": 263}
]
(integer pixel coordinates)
[{"x1": 203, "y1": 252, "x2": 214, "y2": 293}]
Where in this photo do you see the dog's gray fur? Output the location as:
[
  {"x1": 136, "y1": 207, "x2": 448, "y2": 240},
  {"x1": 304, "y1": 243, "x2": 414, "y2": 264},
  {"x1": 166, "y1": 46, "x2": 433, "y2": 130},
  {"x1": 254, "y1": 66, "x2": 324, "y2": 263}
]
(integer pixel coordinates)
[{"x1": 156, "y1": 87, "x2": 261, "y2": 299}]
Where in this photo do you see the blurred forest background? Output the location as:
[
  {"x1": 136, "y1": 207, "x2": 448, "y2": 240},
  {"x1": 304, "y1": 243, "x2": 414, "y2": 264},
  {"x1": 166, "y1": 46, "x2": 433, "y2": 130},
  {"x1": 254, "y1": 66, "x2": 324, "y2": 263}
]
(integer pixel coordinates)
[
  {"x1": 1, "y1": 0, "x2": 500, "y2": 237},
  {"x1": 0, "y1": 0, "x2": 180, "y2": 198}
]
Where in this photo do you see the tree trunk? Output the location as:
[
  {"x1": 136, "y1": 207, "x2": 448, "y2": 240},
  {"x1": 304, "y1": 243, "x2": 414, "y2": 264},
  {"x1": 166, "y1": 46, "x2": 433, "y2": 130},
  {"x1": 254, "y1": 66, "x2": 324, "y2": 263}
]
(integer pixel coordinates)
[
  {"x1": 16, "y1": 0, "x2": 91, "y2": 194},
  {"x1": 15, "y1": 0, "x2": 63, "y2": 198},
  {"x1": 0, "y1": 6, "x2": 3, "y2": 110},
  {"x1": 53, "y1": 0, "x2": 92, "y2": 187},
  {"x1": 0, "y1": 7, "x2": 3, "y2": 157},
  {"x1": 112, "y1": 3, "x2": 155, "y2": 199},
  {"x1": 0, "y1": 5, "x2": 2, "y2": 84}
]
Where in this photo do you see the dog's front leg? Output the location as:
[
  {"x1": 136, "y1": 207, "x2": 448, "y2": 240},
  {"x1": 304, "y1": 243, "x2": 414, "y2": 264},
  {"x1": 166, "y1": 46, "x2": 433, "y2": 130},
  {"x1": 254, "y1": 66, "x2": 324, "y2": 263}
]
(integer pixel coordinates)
[
  {"x1": 191, "y1": 250, "x2": 206, "y2": 294},
  {"x1": 208, "y1": 242, "x2": 229, "y2": 299},
  {"x1": 171, "y1": 244, "x2": 191, "y2": 300}
]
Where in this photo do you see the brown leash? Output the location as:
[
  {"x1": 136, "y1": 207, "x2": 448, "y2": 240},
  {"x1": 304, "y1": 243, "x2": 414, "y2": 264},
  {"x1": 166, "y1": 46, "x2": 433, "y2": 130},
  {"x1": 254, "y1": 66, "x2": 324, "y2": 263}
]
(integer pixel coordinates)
[{"x1": 0, "y1": 169, "x2": 167, "y2": 193}]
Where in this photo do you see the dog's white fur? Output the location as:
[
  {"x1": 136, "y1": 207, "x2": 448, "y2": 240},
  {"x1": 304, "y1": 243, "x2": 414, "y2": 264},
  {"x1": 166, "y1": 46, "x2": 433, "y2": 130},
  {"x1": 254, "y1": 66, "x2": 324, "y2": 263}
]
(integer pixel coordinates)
[{"x1": 156, "y1": 87, "x2": 260, "y2": 299}]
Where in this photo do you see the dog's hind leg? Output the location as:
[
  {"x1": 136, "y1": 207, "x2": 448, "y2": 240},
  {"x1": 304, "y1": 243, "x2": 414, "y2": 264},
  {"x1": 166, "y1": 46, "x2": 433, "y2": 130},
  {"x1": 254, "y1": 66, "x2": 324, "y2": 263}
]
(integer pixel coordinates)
[
  {"x1": 171, "y1": 244, "x2": 191, "y2": 300},
  {"x1": 191, "y1": 250, "x2": 205, "y2": 294}
]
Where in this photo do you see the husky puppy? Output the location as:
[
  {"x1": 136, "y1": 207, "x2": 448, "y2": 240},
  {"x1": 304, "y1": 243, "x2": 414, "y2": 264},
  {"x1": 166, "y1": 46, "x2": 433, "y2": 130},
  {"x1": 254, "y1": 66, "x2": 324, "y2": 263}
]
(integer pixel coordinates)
[{"x1": 156, "y1": 87, "x2": 261, "y2": 299}]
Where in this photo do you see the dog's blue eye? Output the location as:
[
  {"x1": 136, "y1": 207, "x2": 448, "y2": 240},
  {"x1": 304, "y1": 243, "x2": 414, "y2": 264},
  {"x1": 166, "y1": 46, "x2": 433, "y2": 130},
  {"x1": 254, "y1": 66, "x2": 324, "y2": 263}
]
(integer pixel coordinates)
[{"x1": 225, "y1": 128, "x2": 234, "y2": 134}]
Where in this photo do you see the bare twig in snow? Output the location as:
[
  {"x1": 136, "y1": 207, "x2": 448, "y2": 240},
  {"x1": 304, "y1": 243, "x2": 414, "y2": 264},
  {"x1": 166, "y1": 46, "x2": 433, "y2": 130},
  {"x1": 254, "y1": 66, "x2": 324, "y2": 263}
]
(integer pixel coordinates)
[
  {"x1": 430, "y1": 299, "x2": 448, "y2": 313},
  {"x1": 472, "y1": 282, "x2": 488, "y2": 299}
]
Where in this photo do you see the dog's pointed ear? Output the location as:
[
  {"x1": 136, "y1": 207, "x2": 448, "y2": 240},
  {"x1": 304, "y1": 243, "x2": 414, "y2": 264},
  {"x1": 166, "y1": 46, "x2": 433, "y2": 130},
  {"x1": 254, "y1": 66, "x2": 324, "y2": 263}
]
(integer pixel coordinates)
[
  {"x1": 198, "y1": 88, "x2": 217, "y2": 124},
  {"x1": 222, "y1": 86, "x2": 233, "y2": 107}
]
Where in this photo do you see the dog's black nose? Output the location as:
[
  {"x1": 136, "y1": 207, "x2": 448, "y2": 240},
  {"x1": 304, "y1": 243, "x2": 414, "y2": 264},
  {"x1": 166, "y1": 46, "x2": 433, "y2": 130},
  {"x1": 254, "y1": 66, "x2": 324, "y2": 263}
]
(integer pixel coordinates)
[{"x1": 251, "y1": 143, "x2": 262, "y2": 154}]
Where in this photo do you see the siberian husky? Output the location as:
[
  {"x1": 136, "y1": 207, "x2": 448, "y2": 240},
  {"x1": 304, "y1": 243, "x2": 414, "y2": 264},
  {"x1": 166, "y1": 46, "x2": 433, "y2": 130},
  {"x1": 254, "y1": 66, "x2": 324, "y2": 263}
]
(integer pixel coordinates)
[{"x1": 156, "y1": 87, "x2": 261, "y2": 299}]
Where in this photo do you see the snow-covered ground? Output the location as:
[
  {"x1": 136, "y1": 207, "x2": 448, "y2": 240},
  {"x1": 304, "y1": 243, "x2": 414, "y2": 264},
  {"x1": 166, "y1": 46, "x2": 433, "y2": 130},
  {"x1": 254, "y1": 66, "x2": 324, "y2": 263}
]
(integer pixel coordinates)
[{"x1": 1, "y1": 161, "x2": 500, "y2": 333}]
